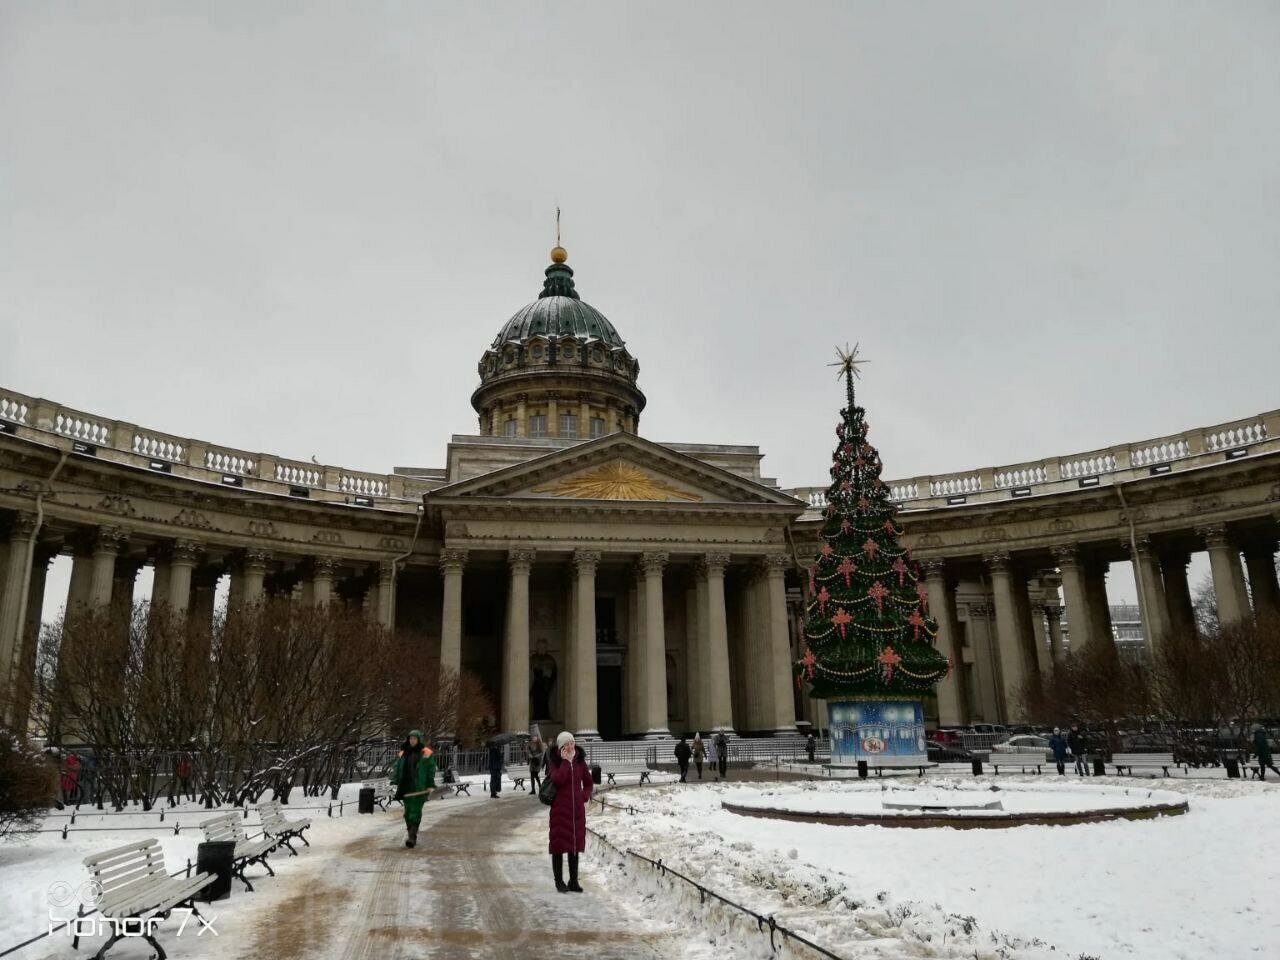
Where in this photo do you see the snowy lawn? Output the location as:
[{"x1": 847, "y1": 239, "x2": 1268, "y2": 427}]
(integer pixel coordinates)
[
  {"x1": 0, "y1": 779, "x2": 486, "y2": 958},
  {"x1": 591, "y1": 775, "x2": 1280, "y2": 960}
]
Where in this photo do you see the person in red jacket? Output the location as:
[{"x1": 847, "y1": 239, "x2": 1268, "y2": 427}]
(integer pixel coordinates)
[{"x1": 546, "y1": 730, "x2": 593, "y2": 893}]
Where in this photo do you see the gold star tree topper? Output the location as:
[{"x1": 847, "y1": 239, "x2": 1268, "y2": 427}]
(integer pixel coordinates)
[{"x1": 828, "y1": 342, "x2": 870, "y2": 381}]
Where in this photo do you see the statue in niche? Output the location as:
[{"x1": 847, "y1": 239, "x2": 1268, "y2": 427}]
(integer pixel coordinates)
[{"x1": 530, "y1": 653, "x2": 558, "y2": 721}]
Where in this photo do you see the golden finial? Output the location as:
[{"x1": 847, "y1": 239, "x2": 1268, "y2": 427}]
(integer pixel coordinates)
[
  {"x1": 550, "y1": 204, "x2": 567, "y2": 263},
  {"x1": 828, "y1": 342, "x2": 869, "y2": 380}
]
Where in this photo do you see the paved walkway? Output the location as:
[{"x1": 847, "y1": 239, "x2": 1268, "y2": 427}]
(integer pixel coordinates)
[{"x1": 239, "y1": 793, "x2": 677, "y2": 960}]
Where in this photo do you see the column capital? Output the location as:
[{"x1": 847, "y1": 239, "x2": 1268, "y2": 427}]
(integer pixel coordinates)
[
  {"x1": 1196, "y1": 523, "x2": 1231, "y2": 548},
  {"x1": 1131, "y1": 533, "x2": 1156, "y2": 558},
  {"x1": 313, "y1": 556, "x2": 339, "y2": 576},
  {"x1": 1044, "y1": 605, "x2": 1064, "y2": 621},
  {"x1": 93, "y1": 525, "x2": 129, "y2": 554},
  {"x1": 439, "y1": 548, "x2": 467, "y2": 575},
  {"x1": 191, "y1": 565, "x2": 221, "y2": 589},
  {"x1": 170, "y1": 539, "x2": 204, "y2": 566},
  {"x1": 243, "y1": 548, "x2": 271, "y2": 570},
  {"x1": 508, "y1": 548, "x2": 536, "y2": 574},
  {"x1": 762, "y1": 553, "x2": 790, "y2": 575},
  {"x1": 1051, "y1": 543, "x2": 1081, "y2": 567},
  {"x1": 696, "y1": 553, "x2": 730, "y2": 577},
  {"x1": 379, "y1": 558, "x2": 398, "y2": 581},
  {"x1": 918, "y1": 557, "x2": 947, "y2": 579},
  {"x1": 9, "y1": 511, "x2": 38, "y2": 538},
  {"x1": 983, "y1": 551, "x2": 1012, "y2": 570},
  {"x1": 572, "y1": 549, "x2": 600, "y2": 574},
  {"x1": 639, "y1": 551, "x2": 669, "y2": 575}
]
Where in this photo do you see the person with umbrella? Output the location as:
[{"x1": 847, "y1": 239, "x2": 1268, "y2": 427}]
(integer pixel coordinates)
[{"x1": 487, "y1": 736, "x2": 505, "y2": 798}]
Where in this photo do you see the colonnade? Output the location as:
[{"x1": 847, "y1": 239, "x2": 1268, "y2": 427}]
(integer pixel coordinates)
[
  {"x1": 921, "y1": 523, "x2": 1280, "y2": 726},
  {"x1": 437, "y1": 547, "x2": 797, "y2": 738}
]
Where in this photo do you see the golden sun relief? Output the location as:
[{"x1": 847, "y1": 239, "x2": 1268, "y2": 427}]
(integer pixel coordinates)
[{"x1": 534, "y1": 459, "x2": 703, "y2": 502}]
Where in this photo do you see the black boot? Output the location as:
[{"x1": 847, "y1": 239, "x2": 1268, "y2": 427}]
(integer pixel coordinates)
[
  {"x1": 552, "y1": 854, "x2": 568, "y2": 893},
  {"x1": 567, "y1": 853, "x2": 583, "y2": 892},
  {"x1": 406, "y1": 822, "x2": 418, "y2": 848}
]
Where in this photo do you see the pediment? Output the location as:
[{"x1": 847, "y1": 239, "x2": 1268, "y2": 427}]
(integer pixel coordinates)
[{"x1": 428, "y1": 433, "x2": 803, "y2": 508}]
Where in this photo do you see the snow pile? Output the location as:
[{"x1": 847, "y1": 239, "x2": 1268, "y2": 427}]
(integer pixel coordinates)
[{"x1": 591, "y1": 778, "x2": 1280, "y2": 960}]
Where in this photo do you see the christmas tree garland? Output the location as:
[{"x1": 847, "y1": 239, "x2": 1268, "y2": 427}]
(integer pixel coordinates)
[{"x1": 796, "y1": 345, "x2": 952, "y2": 699}]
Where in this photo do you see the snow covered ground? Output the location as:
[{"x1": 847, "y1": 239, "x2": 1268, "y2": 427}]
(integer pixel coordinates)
[{"x1": 591, "y1": 775, "x2": 1280, "y2": 960}]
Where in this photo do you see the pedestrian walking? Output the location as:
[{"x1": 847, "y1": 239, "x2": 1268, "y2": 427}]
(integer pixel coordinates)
[
  {"x1": 391, "y1": 729, "x2": 436, "y2": 848},
  {"x1": 546, "y1": 730, "x2": 593, "y2": 893},
  {"x1": 806, "y1": 733, "x2": 817, "y2": 764},
  {"x1": 692, "y1": 734, "x2": 705, "y2": 780},
  {"x1": 714, "y1": 731, "x2": 729, "y2": 780},
  {"x1": 1049, "y1": 727, "x2": 1069, "y2": 776},
  {"x1": 1252, "y1": 726, "x2": 1279, "y2": 780},
  {"x1": 1068, "y1": 725, "x2": 1088, "y2": 776},
  {"x1": 707, "y1": 735, "x2": 720, "y2": 781},
  {"x1": 528, "y1": 737, "x2": 544, "y2": 795},
  {"x1": 674, "y1": 736, "x2": 692, "y2": 782},
  {"x1": 487, "y1": 741, "x2": 503, "y2": 798}
]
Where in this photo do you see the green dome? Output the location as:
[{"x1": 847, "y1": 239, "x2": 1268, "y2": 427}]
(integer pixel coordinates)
[{"x1": 491, "y1": 261, "x2": 627, "y2": 350}]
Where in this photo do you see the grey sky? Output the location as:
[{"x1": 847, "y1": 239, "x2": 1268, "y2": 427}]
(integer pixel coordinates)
[{"x1": 4, "y1": 2, "x2": 1278, "y2": 609}]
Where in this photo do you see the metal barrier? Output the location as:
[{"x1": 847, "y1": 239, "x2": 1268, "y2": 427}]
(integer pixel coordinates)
[{"x1": 586, "y1": 819, "x2": 848, "y2": 959}]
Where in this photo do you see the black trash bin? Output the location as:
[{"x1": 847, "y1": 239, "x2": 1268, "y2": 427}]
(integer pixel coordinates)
[
  {"x1": 1224, "y1": 757, "x2": 1241, "y2": 779},
  {"x1": 971, "y1": 757, "x2": 984, "y2": 776},
  {"x1": 1092, "y1": 757, "x2": 1106, "y2": 777},
  {"x1": 358, "y1": 786, "x2": 375, "y2": 814},
  {"x1": 196, "y1": 840, "x2": 236, "y2": 902},
  {"x1": 590, "y1": 764, "x2": 602, "y2": 785},
  {"x1": 857, "y1": 760, "x2": 868, "y2": 779}
]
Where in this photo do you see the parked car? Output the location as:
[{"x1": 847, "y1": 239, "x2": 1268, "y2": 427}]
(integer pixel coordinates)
[
  {"x1": 969, "y1": 723, "x2": 1008, "y2": 735},
  {"x1": 930, "y1": 729, "x2": 964, "y2": 747},
  {"x1": 992, "y1": 734, "x2": 1050, "y2": 754},
  {"x1": 926, "y1": 739, "x2": 974, "y2": 763}
]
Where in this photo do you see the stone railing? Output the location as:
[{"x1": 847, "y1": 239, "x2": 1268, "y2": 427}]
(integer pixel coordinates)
[
  {"x1": 0, "y1": 387, "x2": 437, "y2": 511},
  {"x1": 784, "y1": 407, "x2": 1280, "y2": 514}
]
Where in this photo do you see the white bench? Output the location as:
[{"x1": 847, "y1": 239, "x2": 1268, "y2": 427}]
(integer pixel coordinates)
[
  {"x1": 255, "y1": 798, "x2": 311, "y2": 855},
  {"x1": 990, "y1": 752, "x2": 1047, "y2": 775},
  {"x1": 599, "y1": 760, "x2": 651, "y2": 785},
  {"x1": 505, "y1": 764, "x2": 535, "y2": 791},
  {"x1": 199, "y1": 812, "x2": 277, "y2": 892},
  {"x1": 1111, "y1": 752, "x2": 1175, "y2": 777},
  {"x1": 442, "y1": 768, "x2": 472, "y2": 796},
  {"x1": 825, "y1": 757, "x2": 932, "y2": 777},
  {"x1": 362, "y1": 778, "x2": 397, "y2": 810},
  {"x1": 76, "y1": 838, "x2": 212, "y2": 959}
]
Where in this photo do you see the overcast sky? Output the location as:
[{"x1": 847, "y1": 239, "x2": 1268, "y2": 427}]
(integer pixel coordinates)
[{"x1": 5, "y1": 2, "x2": 1278, "y2": 608}]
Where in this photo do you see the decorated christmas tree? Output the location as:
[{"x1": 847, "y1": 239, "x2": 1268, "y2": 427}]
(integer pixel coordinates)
[{"x1": 797, "y1": 345, "x2": 951, "y2": 701}]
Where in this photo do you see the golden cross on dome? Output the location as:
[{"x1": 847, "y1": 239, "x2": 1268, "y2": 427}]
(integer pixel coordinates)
[{"x1": 828, "y1": 342, "x2": 869, "y2": 381}]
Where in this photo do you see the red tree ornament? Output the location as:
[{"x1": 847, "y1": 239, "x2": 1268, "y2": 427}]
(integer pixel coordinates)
[
  {"x1": 831, "y1": 607, "x2": 853, "y2": 639},
  {"x1": 907, "y1": 608, "x2": 925, "y2": 640},
  {"x1": 883, "y1": 519, "x2": 897, "y2": 535},
  {"x1": 839, "y1": 518, "x2": 851, "y2": 535},
  {"x1": 868, "y1": 580, "x2": 889, "y2": 613},
  {"x1": 820, "y1": 542, "x2": 834, "y2": 559},
  {"x1": 837, "y1": 557, "x2": 856, "y2": 587},
  {"x1": 862, "y1": 537, "x2": 880, "y2": 559},
  {"x1": 802, "y1": 648, "x2": 817, "y2": 680},
  {"x1": 891, "y1": 557, "x2": 909, "y2": 585},
  {"x1": 877, "y1": 645, "x2": 902, "y2": 682},
  {"x1": 916, "y1": 581, "x2": 930, "y2": 610},
  {"x1": 817, "y1": 585, "x2": 831, "y2": 615}
]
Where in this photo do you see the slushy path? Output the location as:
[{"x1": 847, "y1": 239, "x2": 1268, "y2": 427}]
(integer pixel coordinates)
[{"x1": 236, "y1": 792, "x2": 676, "y2": 960}]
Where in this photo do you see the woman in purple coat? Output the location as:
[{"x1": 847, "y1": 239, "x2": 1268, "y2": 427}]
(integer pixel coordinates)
[{"x1": 546, "y1": 730, "x2": 593, "y2": 893}]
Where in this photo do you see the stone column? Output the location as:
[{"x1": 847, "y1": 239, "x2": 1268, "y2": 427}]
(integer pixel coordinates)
[
  {"x1": 67, "y1": 540, "x2": 95, "y2": 613},
  {"x1": 572, "y1": 551, "x2": 600, "y2": 739},
  {"x1": 439, "y1": 549, "x2": 466, "y2": 678},
  {"x1": 985, "y1": 552, "x2": 1033, "y2": 723},
  {"x1": 1045, "y1": 606, "x2": 1065, "y2": 664},
  {"x1": 1052, "y1": 545, "x2": 1093, "y2": 654},
  {"x1": 150, "y1": 554, "x2": 171, "y2": 611},
  {"x1": 190, "y1": 567, "x2": 219, "y2": 629},
  {"x1": 515, "y1": 394, "x2": 528, "y2": 438},
  {"x1": 919, "y1": 559, "x2": 965, "y2": 726},
  {"x1": 1084, "y1": 561, "x2": 1116, "y2": 656},
  {"x1": 1199, "y1": 524, "x2": 1247, "y2": 625},
  {"x1": 376, "y1": 560, "x2": 396, "y2": 628},
  {"x1": 1131, "y1": 535, "x2": 1170, "y2": 653},
  {"x1": 627, "y1": 563, "x2": 647, "y2": 734},
  {"x1": 312, "y1": 557, "x2": 337, "y2": 607},
  {"x1": 501, "y1": 549, "x2": 534, "y2": 735},
  {"x1": 1161, "y1": 552, "x2": 1197, "y2": 638},
  {"x1": 1028, "y1": 587, "x2": 1052, "y2": 676},
  {"x1": 1243, "y1": 540, "x2": 1280, "y2": 621},
  {"x1": 698, "y1": 554, "x2": 734, "y2": 735},
  {"x1": 88, "y1": 526, "x2": 127, "y2": 609},
  {"x1": 239, "y1": 550, "x2": 270, "y2": 607},
  {"x1": 166, "y1": 540, "x2": 202, "y2": 619},
  {"x1": 8, "y1": 545, "x2": 55, "y2": 730},
  {"x1": 563, "y1": 576, "x2": 577, "y2": 724},
  {"x1": 761, "y1": 555, "x2": 797, "y2": 734},
  {"x1": 0, "y1": 513, "x2": 37, "y2": 724},
  {"x1": 578, "y1": 396, "x2": 591, "y2": 437},
  {"x1": 684, "y1": 576, "x2": 705, "y2": 731},
  {"x1": 640, "y1": 552, "x2": 670, "y2": 738}
]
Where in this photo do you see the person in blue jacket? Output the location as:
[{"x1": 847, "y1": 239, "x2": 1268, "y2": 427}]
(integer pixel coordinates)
[{"x1": 1049, "y1": 727, "x2": 1069, "y2": 776}]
